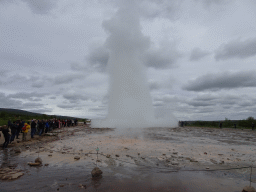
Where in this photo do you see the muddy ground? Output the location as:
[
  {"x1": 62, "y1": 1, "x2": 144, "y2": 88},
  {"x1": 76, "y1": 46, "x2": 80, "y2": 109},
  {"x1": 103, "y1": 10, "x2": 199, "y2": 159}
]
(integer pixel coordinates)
[{"x1": 0, "y1": 126, "x2": 255, "y2": 192}]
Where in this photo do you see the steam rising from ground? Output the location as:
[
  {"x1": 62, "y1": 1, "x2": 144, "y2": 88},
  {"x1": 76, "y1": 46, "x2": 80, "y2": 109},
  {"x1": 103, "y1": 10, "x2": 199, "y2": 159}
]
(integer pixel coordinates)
[{"x1": 92, "y1": 1, "x2": 177, "y2": 128}]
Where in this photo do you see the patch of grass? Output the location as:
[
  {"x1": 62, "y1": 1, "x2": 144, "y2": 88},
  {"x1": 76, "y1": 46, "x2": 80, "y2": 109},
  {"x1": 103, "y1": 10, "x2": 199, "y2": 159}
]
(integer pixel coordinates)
[
  {"x1": 0, "y1": 119, "x2": 8, "y2": 126},
  {"x1": 185, "y1": 117, "x2": 256, "y2": 129},
  {"x1": 0, "y1": 109, "x2": 87, "y2": 126}
]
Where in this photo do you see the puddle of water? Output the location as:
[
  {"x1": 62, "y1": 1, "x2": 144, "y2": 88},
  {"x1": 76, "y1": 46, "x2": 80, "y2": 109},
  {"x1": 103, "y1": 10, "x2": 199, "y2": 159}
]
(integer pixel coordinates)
[{"x1": 0, "y1": 158, "x2": 254, "y2": 192}]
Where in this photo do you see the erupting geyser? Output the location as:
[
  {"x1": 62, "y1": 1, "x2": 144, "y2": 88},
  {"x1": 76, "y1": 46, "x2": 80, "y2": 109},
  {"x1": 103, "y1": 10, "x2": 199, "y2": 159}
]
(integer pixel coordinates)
[{"x1": 91, "y1": 1, "x2": 177, "y2": 128}]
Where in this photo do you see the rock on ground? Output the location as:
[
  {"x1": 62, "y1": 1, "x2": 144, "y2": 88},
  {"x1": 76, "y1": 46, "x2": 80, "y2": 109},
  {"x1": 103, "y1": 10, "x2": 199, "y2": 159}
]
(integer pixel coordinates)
[
  {"x1": 0, "y1": 168, "x2": 24, "y2": 180},
  {"x1": 79, "y1": 184, "x2": 87, "y2": 189},
  {"x1": 14, "y1": 148, "x2": 21, "y2": 153},
  {"x1": 157, "y1": 157, "x2": 165, "y2": 161},
  {"x1": 28, "y1": 162, "x2": 41, "y2": 166},
  {"x1": 91, "y1": 167, "x2": 103, "y2": 177},
  {"x1": 171, "y1": 161, "x2": 179, "y2": 166},
  {"x1": 74, "y1": 156, "x2": 80, "y2": 160},
  {"x1": 35, "y1": 157, "x2": 43, "y2": 164},
  {"x1": 242, "y1": 186, "x2": 256, "y2": 192},
  {"x1": 189, "y1": 158, "x2": 198, "y2": 162}
]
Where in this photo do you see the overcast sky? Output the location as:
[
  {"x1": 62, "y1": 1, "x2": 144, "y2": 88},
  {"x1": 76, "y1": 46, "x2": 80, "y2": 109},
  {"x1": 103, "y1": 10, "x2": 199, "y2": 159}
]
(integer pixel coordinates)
[{"x1": 1, "y1": 0, "x2": 256, "y2": 121}]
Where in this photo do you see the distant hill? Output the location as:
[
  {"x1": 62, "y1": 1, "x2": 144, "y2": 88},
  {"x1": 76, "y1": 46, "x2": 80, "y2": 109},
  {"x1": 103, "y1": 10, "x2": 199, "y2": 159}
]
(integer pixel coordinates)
[
  {"x1": 0, "y1": 108, "x2": 82, "y2": 120},
  {"x1": 0, "y1": 108, "x2": 42, "y2": 116}
]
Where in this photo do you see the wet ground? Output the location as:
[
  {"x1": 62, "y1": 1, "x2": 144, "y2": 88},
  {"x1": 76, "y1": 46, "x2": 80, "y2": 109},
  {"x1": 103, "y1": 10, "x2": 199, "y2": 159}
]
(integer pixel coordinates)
[{"x1": 0, "y1": 126, "x2": 255, "y2": 191}]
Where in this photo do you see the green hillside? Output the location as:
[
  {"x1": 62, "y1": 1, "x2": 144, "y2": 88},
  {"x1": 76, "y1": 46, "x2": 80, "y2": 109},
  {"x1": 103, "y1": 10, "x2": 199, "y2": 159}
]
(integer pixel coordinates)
[{"x1": 0, "y1": 108, "x2": 85, "y2": 126}]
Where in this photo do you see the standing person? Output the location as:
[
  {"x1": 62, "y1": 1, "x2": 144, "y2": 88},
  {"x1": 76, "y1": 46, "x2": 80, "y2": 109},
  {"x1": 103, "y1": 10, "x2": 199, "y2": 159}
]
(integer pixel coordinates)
[
  {"x1": 16, "y1": 120, "x2": 22, "y2": 139},
  {"x1": 21, "y1": 119, "x2": 25, "y2": 129},
  {"x1": 45, "y1": 121, "x2": 49, "y2": 133},
  {"x1": 42, "y1": 120, "x2": 46, "y2": 134},
  {"x1": 1, "y1": 125, "x2": 10, "y2": 149},
  {"x1": 55, "y1": 120, "x2": 58, "y2": 129},
  {"x1": 58, "y1": 119, "x2": 61, "y2": 129},
  {"x1": 252, "y1": 123, "x2": 255, "y2": 130},
  {"x1": 31, "y1": 120, "x2": 36, "y2": 138},
  {"x1": 219, "y1": 122, "x2": 222, "y2": 129},
  {"x1": 8, "y1": 119, "x2": 12, "y2": 128},
  {"x1": 38, "y1": 120, "x2": 44, "y2": 136},
  {"x1": 10, "y1": 121, "x2": 17, "y2": 143},
  {"x1": 50, "y1": 120, "x2": 53, "y2": 131},
  {"x1": 36, "y1": 120, "x2": 40, "y2": 135},
  {"x1": 22, "y1": 122, "x2": 30, "y2": 141}
]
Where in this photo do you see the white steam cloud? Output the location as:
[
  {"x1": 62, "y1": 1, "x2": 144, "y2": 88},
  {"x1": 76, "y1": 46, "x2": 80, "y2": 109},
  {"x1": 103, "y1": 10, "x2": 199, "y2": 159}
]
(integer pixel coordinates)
[{"x1": 91, "y1": 0, "x2": 177, "y2": 128}]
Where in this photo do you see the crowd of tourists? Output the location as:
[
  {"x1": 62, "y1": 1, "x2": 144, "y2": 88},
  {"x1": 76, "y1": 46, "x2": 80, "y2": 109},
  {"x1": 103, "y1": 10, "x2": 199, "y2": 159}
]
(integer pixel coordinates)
[{"x1": 0, "y1": 118, "x2": 78, "y2": 149}]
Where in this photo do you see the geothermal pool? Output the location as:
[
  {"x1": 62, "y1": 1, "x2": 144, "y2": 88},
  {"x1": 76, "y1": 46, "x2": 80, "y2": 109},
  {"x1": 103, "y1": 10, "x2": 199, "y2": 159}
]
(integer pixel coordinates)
[{"x1": 0, "y1": 126, "x2": 256, "y2": 191}]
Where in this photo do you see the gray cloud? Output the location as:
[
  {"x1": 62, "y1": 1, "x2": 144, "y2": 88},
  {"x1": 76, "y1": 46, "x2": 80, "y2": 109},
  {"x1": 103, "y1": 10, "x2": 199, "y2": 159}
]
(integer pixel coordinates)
[
  {"x1": 31, "y1": 81, "x2": 44, "y2": 88},
  {"x1": 85, "y1": 42, "x2": 182, "y2": 71},
  {"x1": 21, "y1": 0, "x2": 58, "y2": 14},
  {"x1": 0, "y1": 92, "x2": 50, "y2": 112},
  {"x1": 190, "y1": 48, "x2": 210, "y2": 61},
  {"x1": 0, "y1": 51, "x2": 45, "y2": 69},
  {"x1": 8, "y1": 92, "x2": 47, "y2": 100},
  {"x1": 22, "y1": 102, "x2": 44, "y2": 108},
  {"x1": 148, "y1": 81, "x2": 161, "y2": 90},
  {"x1": 29, "y1": 108, "x2": 53, "y2": 114},
  {"x1": 139, "y1": 0, "x2": 184, "y2": 20},
  {"x1": 154, "y1": 94, "x2": 180, "y2": 103},
  {"x1": 0, "y1": 93, "x2": 22, "y2": 109},
  {"x1": 153, "y1": 101, "x2": 164, "y2": 107},
  {"x1": 57, "y1": 104, "x2": 75, "y2": 109},
  {"x1": 238, "y1": 100, "x2": 254, "y2": 107},
  {"x1": 194, "y1": 107, "x2": 215, "y2": 113},
  {"x1": 57, "y1": 103, "x2": 82, "y2": 110},
  {"x1": 186, "y1": 100, "x2": 215, "y2": 107},
  {"x1": 2, "y1": 74, "x2": 26, "y2": 85},
  {"x1": 1, "y1": 73, "x2": 43, "y2": 89},
  {"x1": 53, "y1": 73, "x2": 84, "y2": 85},
  {"x1": 194, "y1": 94, "x2": 218, "y2": 101},
  {"x1": 1, "y1": 0, "x2": 255, "y2": 121},
  {"x1": 180, "y1": 94, "x2": 236, "y2": 116},
  {"x1": 0, "y1": 69, "x2": 9, "y2": 77},
  {"x1": 62, "y1": 93, "x2": 90, "y2": 104},
  {"x1": 184, "y1": 94, "x2": 219, "y2": 108},
  {"x1": 218, "y1": 95, "x2": 239, "y2": 106},
  {"x1": 144, "y1": 41, "x2": 182, "y2": 69},
  {"x1": 180, "y1": 93, "x2": 256, "y2": 119},
  {"x1": 183, "y1": 71, "x2": 256, "y2": 91},
  {"x1": 70, "y1": 63, "x2": 88, "y2": 72},
  {"x1": 88, "y1": 106, "x2": 107, "y2": 112},
  {"x1": 215, "y1": 38, "x2": 256, "y2": 61},
  {"x1": 101, "y1": 95, "x2": 109, "y2": 105},
  {"x1": 86, "y1": 46, "x2": 109, "y2": 72},
  {"x1": 195, "y1": 0, "x2": 227, "y2": 7}
]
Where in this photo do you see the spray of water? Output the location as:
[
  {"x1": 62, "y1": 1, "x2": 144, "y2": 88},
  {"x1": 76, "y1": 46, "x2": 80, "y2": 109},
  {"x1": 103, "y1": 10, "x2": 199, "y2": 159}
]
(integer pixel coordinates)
[{"x1": 91, "y1": 1, "x2": 177, "y2": 128}]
